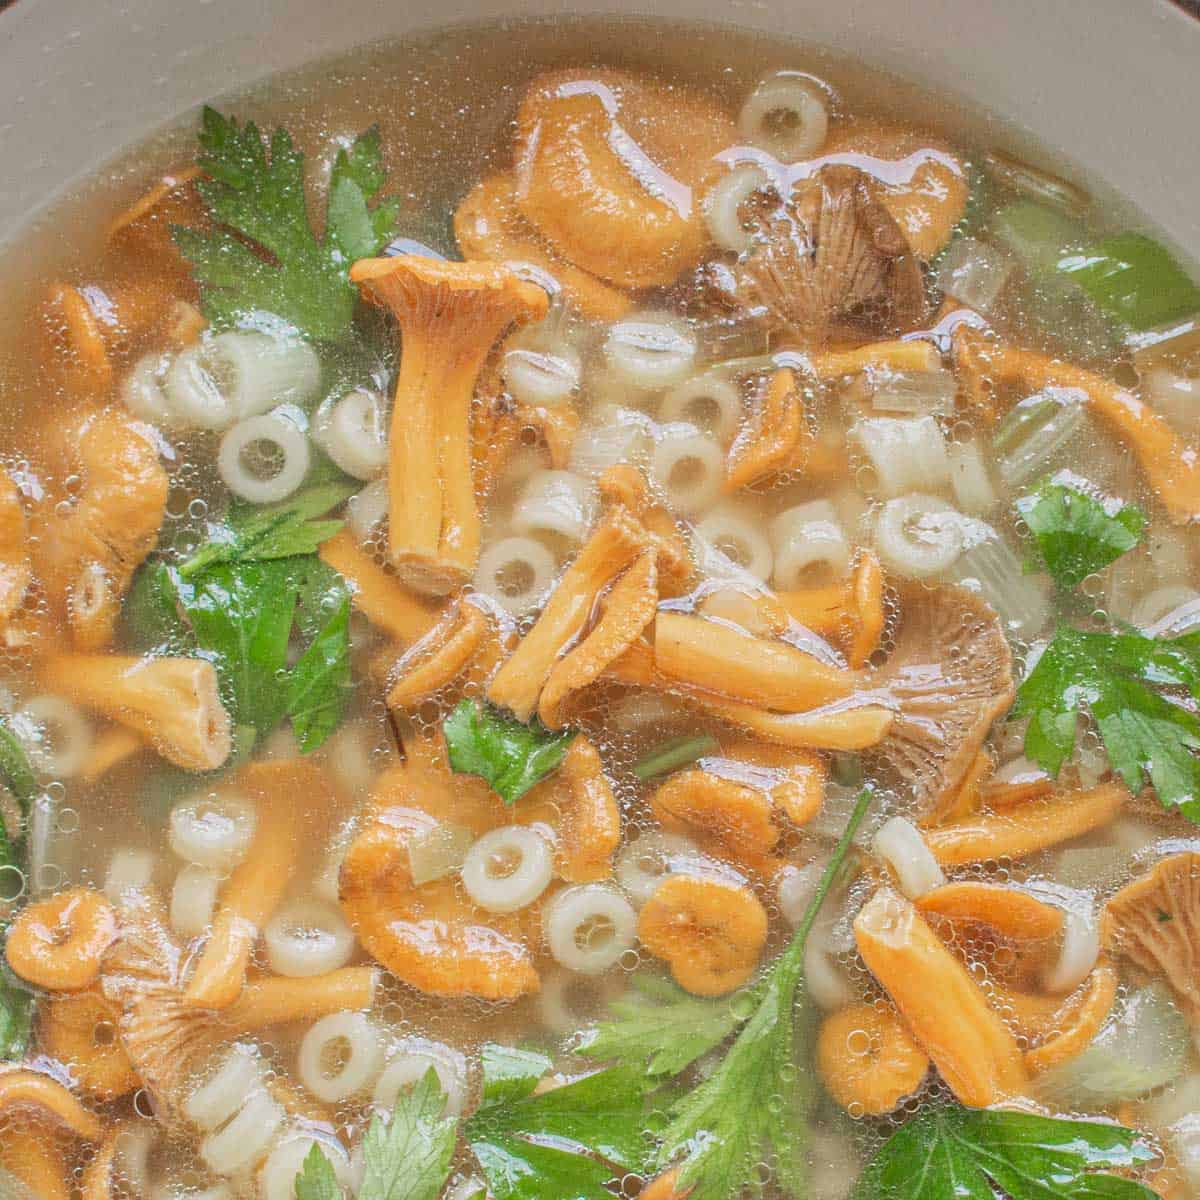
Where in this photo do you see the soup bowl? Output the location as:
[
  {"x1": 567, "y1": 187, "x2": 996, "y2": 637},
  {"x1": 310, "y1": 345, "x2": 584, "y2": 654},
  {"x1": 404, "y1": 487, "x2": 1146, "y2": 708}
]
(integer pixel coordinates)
[{"x1": 0, "y1": 0, "x2": 1198, "y2": 263}]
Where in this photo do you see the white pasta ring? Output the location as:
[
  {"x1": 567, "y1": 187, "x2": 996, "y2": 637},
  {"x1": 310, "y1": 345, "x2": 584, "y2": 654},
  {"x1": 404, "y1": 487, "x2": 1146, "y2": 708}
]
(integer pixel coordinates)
[
  {"x1": 737, "y1": 72, "x2": 831, "y2": 162},
  {"x1": 543, "y1": 884, "x2": 637, "y2": 975},
  {"x1": 184, "y1": 1043, "x2": 265, "y2": 1132},
  {"x1": 218, "y1": 412, "x2": 311, "y2": 504},
  {"x1": 169, "y1": 792, "x2": 257, "y2": 871},
  {"x1": 460, "y1": 826, "x2": 554, "y2": 915},
  {"x1": 264, "y1": 897, "x2": 356, "y2": 978},
  {"x1": 604, "y1": 314, "x2": 697, "y2": 391},
  {"x1": 702, "y1": 165, "x2": 771, "y2": 255},
  {"x1": 373, "y1": 1036, "x2": 468, "y2": 1117},
  {"x1": 296, "y1": 1011, "x2": 384, "y2": 1103},
  {"x1": 170, "y1": 863, "x2": 223, "y2": 940}
]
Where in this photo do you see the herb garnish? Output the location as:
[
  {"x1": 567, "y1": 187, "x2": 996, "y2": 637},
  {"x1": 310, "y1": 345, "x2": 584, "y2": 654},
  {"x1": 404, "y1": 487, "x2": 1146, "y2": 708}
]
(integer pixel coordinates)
[
  {"x1": 1015, "y1": 623, "x2": 1200, "y2": 817},
  {"x1": 443, "y1": 700, "x2": 573, "y2": 804},
  {"x1": 1017, "y1": 473, "x2": 1144, "y2": 589},
  {"x1": 175, "y1": 108, "x2": 400, "y2": 344},
  {"x1": 851, "y1": 1102, "x2": 1156, "y2": 1200}
]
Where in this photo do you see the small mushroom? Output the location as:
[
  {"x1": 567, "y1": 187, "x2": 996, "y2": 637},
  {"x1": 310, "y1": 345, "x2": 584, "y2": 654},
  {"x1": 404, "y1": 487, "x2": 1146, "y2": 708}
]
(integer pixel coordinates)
[
  {"x1": 1103, "y1": 853, "x2": 1200, "y2": 1021},
  {"x1": 514, "y1": 69, "x2": 736, "y2": 289},
  {"x1": 724, "y1": 367, "x2": 804, "y2": 492},
  {"x1": 32, "y1": 410, "x2": 168, "y2": 650},
  {"x1": 40, "y1": 654, "x2": 232, "y2": 772},
  {"x1": 874, "y1": 584, "x2": 1015, "y2": 819},
  {"x1": 597, "y1": 464, "x2": 692, "y2": 597},
  {"x1": 488, "y1": 506, "x2": 650, "y2": 722},
  {"x1": 385, "y1": 598, "x2": 492, "y2": 710},
  {"x1": 777, "y1": 551, "x2": 886, "y2": 669},
  {"x1": 734, "y1": 164, "x2": 928, "y2": 343},
  {"x1": 349, "y1": 255, "x2": 548, "y2": 594},
  {"x1": 455, "y1": 172, "x2": 632, "y2": 320},
  {"x1": 0, "y1": 466, "x2": 31, "y2": 634},
  {"x1": 638, "y1": 874, "x2": 768, "y2": 996}
]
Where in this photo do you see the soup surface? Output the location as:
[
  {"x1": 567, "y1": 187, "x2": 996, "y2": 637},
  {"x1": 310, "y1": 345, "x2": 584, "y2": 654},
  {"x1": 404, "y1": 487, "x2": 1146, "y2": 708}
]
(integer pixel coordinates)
[{"x1": 2, "y1": 16, "x2": 1200, "y2": 1200}]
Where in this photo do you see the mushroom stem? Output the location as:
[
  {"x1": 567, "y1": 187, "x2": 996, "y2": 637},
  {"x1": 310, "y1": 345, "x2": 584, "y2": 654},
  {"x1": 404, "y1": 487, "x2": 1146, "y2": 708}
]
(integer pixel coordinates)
[
  {"x1": 350, "y1": 256, "x2": 548, "y2": 594},
  {"x1": 923, "y1": 782, "x2": 1128, "y2": 866},
  {"x1": 725, "y1": 367, "x2": 803, "y2": 491},
  {"x1": 548, "y1": 736, "x2": 621, "y2": 883},
  {"x1": 854, "y1": 887, "x2": 1029, "y2": 1107},
  {"x1": 777, "y1": 551, "x2": 885, "y2": 669},
  {"x1": 653, "y1": 610, "x2": 858, "y2": 712},
  {"x1": 487, "y1": 507, "x2": 649, "y2": 722},
  {"x1": 225, "y1": 967, "x2": 379, "y2": 1030},
  {"x1": 0, "y1": 1068, "x2": 103, "y2": 1140},
  {"x1": 319, "y1": 528, "x2": 440, "y2": 644},
  {"x1": 182, "y1": 761, "x2": 314, "y2": 1009},
  {"x1": 40, "y1": 654, "x2": 232, "y2": 772},
  {"x1": 386, "y1": 599, "x2": 490, "y2": 709},
  {"x1": 703, "y1": 698, "x2": 894, "y2": 751},
  {"x1": 954, "y1": 326, "x2": 1200, "y2": 524},
  {"x1": 0, "y1": 468, "x2": 31, "y2": 633}
]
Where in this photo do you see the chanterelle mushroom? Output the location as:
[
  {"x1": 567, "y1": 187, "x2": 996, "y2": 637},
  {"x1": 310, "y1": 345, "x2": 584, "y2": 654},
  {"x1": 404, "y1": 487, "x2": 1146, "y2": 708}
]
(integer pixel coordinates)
[
  {"x1": 349, "y1": 255, "x2": 548, "y2": 595},
  {"x1": 735, "y1": 164, "x2": 928, "y2": 343},
  {"x1": 874, "y1": 583, "x2": 1015, "y2": 819},
  {"x1": 1103, "y1": 853, "x2": 1200, "y2": 1021}
]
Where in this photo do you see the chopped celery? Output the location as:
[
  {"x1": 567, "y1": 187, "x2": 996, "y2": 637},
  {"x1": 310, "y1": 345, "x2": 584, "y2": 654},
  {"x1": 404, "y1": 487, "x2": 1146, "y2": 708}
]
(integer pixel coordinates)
[
  {"x1": 1038, "y1": 983, "x2": 1189, "y2": 1106},
  {"x1": 632, "y1": 734, "x2": 718, "y2": 781},
  {"x1": 990, "y1": 201, "x2": 1084, "y2": 272},
  {"x1": 1061, "y1": 232, "x2": 1200, "y2": 331},
  {"x1": 993, "y1": 389, "x2": 1088, "y2": 489},
  {"x1": 943, "y1": 521, "x2": 1051, "y2": 639}
]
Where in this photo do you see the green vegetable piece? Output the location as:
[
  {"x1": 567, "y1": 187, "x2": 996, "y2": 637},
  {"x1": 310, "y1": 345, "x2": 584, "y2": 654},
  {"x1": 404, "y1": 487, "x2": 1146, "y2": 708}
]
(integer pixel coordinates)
[
  {"x1": 631, "y1": 734, "x2": 719, "y2": 781},
  {"x1": 851, "y1": 1102, "x2": 1156, "y2": 1200},
  {"x1": 293, "y1": 1144, "x2": 342, "y2": 1200},
  {"x1": 1017, "y1": 473, "x2": 1145, "y2": 589},
  {"x1": 443, "y1": 700, "x2": 573, "y2": 805},
  {"x1": 0, "y1": 719, "x2": 39, "y2": 816},
  {"x1": 0, "y1": 963, "x2": 34, "y2": 1063},
  {"x1": 173, "y1": 107, "x2": 399, "y2": 343},
  {"x1": 465, "y1": 1049, "x2": 653, "y2": 1200},
  {"x1": 576, "y1": 973, "x2": 742, "y2": 1077},
  {"x1": 287, "y1": 591, "x2": 351, "y2": 753},
  {"x1": 656, "y1": 788, "x2": 874, "y2": 1200},
  {"x1": 1014, "y1": 623, "x2": 1200, "y2": 818},
  {"x1": 122, "y1": 561, "x2": 189, "y2": 653},
  {"x1": 178, "y1": 481, "x2": 354, "y2": 580},
  {"x1": 1062, "y1": 232, "x2": 1200, "y2": 331}
]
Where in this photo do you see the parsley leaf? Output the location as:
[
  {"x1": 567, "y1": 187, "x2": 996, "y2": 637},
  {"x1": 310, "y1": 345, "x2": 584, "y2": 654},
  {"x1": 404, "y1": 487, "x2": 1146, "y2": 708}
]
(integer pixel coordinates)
[
  {"x1": 293, "y1": 1144, "x2": 342, "y2": 1200},
  {"x1": 177, "y1": 481, "x2": 356, "y2": 581},
  {"x1": 323, "y1": 1068, "x2": 458, "y2": 1200},
  {"x1": 655, "y1": 788, "x2": 874, "y2": 1200},
  {"x1": 1017, "y1": 473, "x2": 1145, "y2": 589},
  {"x1": 287, "y1": 565, "x2": 352, "y2": 752},
  {"x1": 0, "y1": 963, "x2": 34, "y2": 1062},
  {"x1": 1014, "y1": 624, "x2": 1200, "y2": 817},
  {"x1": 851, "y1": 1103, "x2": 1156, "y2": 1200},
  {"x1": 465, "y1": 1044, "x2": 653, "y2": 1200},
  {"x1": 576, "y1": 973, "x2": 741, "y2": 1077},
  {"x1": 443, "y1": 700, "x2": 573, "y2": 804},
  {"x1": 174, "y1": 107, "x2": 399, "y2": 343}
]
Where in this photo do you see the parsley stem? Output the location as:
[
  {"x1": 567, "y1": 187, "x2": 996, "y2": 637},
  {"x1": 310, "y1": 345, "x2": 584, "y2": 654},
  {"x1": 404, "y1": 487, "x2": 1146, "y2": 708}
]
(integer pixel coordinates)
[{"x1": 632, "y1": 734, "x2": 719, "y2": 781}]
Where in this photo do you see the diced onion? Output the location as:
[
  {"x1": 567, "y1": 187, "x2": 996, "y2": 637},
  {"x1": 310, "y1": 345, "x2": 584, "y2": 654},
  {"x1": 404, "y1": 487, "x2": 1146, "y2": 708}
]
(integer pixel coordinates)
[
  {"x1": 165, "y1": 332, "x2": 320, "y2": 431},
  {"x1": 297, "y1": 1011, "x2": 384, "y2": 1102},
  {"x1": 264, "y1": 898, "x2": 355, "y2": 978},
  {"x1": 475, "y1": 535, "x2": 558, "y2": 616},
  {"x1": 993, "y1": 388, "x2": 1087, "y2": 489},
  {"x1": 863, "y1": 367, "x2": 958, "y2": 417},
  {"x1": 1045, "y1": 903, "x2": 1100, "y2": 995},
  {"x1": 804, "y1": 921, "x2": 854, "y2": 1011},
  {"x1": 185, "y1": 1044, "x2": 265, "y2": 1132},
  {"x1": 218, "y1": 412, "x2": 311, "y2": 505},
  {"x1": 873, "y1": 494, "x2": 963, "y2": 579},
  {"x1": 660, "y1": 373, "x2": 744, "y2": 443},
  {"x1": 777, "y1": 858, "x2": 827, "y2": 926},
  {"x1": 609, "y1": 693, "x2": 686, "y2": 734},
  {"x1": 604, "y1": 315, "x2": 697, "y2": 390},
  {"x1": 948, "y1": 441, "x2": 998, "y2": 514},
  {"x1": 373, "y1": 1037, "x2": 467, "y2": 1117},
  {"x1": 260, "y1": 1131, "x2": 353, "y2": 1200},
  {"x1": 13, "y1": 695, "x2": 93, "y2": 779},
  {"x1": 738, "y1": 73, "x2": 829, "y2": 161},
  {"x1": 103, "y1": 847, "x2": 157, "y2": 907},
  {"x1": 694, "y1": 505, "x2": 773, "y2": 582},
  {"x1": 170, "y1": 864, "x2": 222, "y2": 940},
  {"x1": 569, "y1": 406, "x2": 654, "y2": 477},
  {"x1": 934, "y1": 236, "x2": 1013, "y2": 314},
  {"x1": 703, "y1": 165, "x2": 771, "y2": 255},
  {"x1": 615, "y1": 831, "x2": 709, "y2": 906},
  {"x1": 347, "y1": 479, "x2": 388, "y2": 544},
  {"x1": 945, "y1": 520, "x2": 1052, "y2": 637},
  {"x1": 511, "y1": 470, "x2": 598, "y2": 546},
  {"x1": 543, "y1": 884, "x2": 636, "y2": 974},
  {"x1": 169, "y1": 793, "x2": 257, "y2": 871},
  {"x1": 311, "y1": 389, "x2": 388, "y2": 481},
  {"x1": 852, "y1": 416, "x2": 950, "y2": 498},
  {"x1": 407, "y1": 823, "x2": 474, "y2": 887},
  {"x1": 200, "y1": 1087, "x2": 284, "y2": 1176},
  {"x1": 650, "y1": 426, "x2": 724, "y2": 515},
  {"x1": 502, "y1": 343, "x2": 581, "y2": 408},
  {"x1": 872, "y1": 817, "x2": 945, "y2": 899},
  {"x1": 984, "y1": 150, "x2": 1091, "y2": 217},
  {"x1": 461, "y1": 826, "x2": 554, "y2": 914},
  {"x1": 1133, "y1": 585, "x2": 1200, "y2": 635},
  {"x1": 769, "y1": 500, "x2": 850, "y2": 589}
]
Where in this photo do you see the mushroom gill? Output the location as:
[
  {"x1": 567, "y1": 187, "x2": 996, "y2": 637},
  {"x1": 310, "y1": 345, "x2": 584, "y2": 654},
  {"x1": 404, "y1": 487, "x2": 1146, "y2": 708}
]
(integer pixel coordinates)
[
  {"x1": 734, "y1": 164, "x2": 928, "y2": 343},
  {"x1": 1103, "y1": 853, "x2": 1200, "y2": 1021},
  {"x1": 874, "y1": 583, "x2": 1015, "y2": 819}
]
